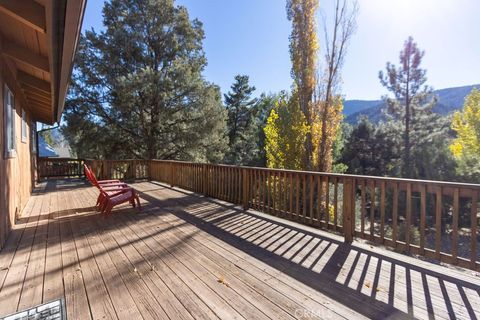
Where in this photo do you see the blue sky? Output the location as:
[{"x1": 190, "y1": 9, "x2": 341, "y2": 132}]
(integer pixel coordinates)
[{"x1": 82, "y1": 0, "x2": 480, "y2": 100}]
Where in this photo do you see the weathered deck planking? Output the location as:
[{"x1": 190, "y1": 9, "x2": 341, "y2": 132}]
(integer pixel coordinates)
[{"x1": 0, "y1": 180, "x2": 479, "y2": 320}]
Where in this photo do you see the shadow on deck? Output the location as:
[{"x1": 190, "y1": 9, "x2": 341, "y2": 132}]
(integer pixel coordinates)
[
  {"x1": 136, "y1": 181, "x2": 480, "y2": 320},
  {"x1": 0, "y1": 179, "x2": 478, "y2": 320}
]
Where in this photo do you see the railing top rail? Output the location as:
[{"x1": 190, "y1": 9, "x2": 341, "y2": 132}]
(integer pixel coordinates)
[{"x1": 149, "y1": 159, "x2": 480, "y2": 189}]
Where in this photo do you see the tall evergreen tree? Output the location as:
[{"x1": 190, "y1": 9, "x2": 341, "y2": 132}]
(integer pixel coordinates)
[
  {"x1": 251, "y1": 93, "x2": 278, "y2": 167},
  {"x1": 341, "y1": 117, "x2": 400, "y2": 176},
  {"x1": 379, "y1": 36, "x2": 438, "y2": 177},
  {"x1": 224, "y1": 75, "x2": 258, "y2": 165},
  {"x1": 62, "y1": 0, "x2": 227, "y2": 162}
]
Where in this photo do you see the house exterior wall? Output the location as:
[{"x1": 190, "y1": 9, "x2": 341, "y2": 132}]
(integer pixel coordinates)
[{"x1": 0, "y1": 57, "x2": 36, "y2": 248}]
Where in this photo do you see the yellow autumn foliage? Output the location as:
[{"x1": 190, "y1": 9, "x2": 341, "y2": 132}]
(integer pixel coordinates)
[
  {"x1": 450, "y1": 89, "x2": 480, "y2": 159},
  {"x1": 312, "y1": 96, "x2": 344, "y2": 171},
  {"x1": 264, "y1": 94, "x2": 309, "y2": 170}
]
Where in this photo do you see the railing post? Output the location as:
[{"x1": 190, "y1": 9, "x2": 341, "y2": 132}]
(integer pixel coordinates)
[
  {"x1": 170, "y1": 162, "x2": 175, "y2": 187},
  {"x1": 132, "y1": 159, "x2": 137, "y2": 180},
  {"x1": 202, "y1": 164, "x2": 207, "y2": 196},
  {"x1": 148, "y1": 160, "x2": 153, "y2": 181},
  {"x1": 343, "y1": 178, "x2": 355, "y2": 243},
  {"x1": 102, "y1": 160, "x2": 107, "y2": 180},
  {"x1": 242, "y1": 167, "x2": 250, "y2": 210}
]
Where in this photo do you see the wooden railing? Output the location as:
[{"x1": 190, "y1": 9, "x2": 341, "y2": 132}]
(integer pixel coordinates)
[
  {"x1": 86, "y1": 159, "x2": 480, "y2": 271},
  {"x1": 84, "y1": 159, "x2": 150, "y2": 180},
  {"x1": 38, "y1": 157, "x2": 85, "y2": 178}
]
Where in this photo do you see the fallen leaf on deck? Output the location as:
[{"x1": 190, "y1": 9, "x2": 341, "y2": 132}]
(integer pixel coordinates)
[
  {"x1": 365, "y1": 282, "x2": 371, "y2": 288},
  {"x1": 217, "y1": 276, "x2": 230, "y2": 288}
]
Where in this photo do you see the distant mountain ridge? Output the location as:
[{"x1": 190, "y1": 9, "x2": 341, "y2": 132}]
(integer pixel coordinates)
[{"x1": 344, "y1": 84, "x2": 480, "y2": 124}]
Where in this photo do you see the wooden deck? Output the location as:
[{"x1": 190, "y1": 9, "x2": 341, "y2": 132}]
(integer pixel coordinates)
[{"x1": 0, "y1": 180, "x2": 479, "y2": 320}]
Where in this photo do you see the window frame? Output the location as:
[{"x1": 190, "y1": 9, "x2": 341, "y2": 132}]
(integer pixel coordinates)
[
  {"x1": 4, "y1": 85, "x2": 16, "y2": 158},
  {"x1": 21, "y1": 109, "x2": 27, "y2": 143},
  {"x1": 31, "y1": 121, "x2": 37, "y2": 154}
]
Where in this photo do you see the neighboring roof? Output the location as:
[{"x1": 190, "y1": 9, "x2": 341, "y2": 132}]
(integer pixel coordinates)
[
  {"x1": 38, "y1": 136, "x2": 59, "y2": 157},
  {"x1": 52, "y1": 145, "x2": 72, "y2": 158},
  {"x1": 0, "y1": 0, "x2": 87, "y2": 124}
]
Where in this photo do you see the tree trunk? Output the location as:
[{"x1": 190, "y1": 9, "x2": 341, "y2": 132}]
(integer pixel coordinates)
[{"x1": 405, "y1": 61, "x2": 411, "y2": 178}]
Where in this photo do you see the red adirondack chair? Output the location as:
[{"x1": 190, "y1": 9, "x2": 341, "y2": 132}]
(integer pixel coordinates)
[
  {"x1": 84, "y1": 164, "x2": 123, "y2": 187},
  {"x1": 84, "y1": 164, "x2": 141, "y2": 215},
  {"x1": 84, "y1": 164, "x2": 127, "y2": 208},
  {"x1": 102, "y1": 188, "x2": 141, "y2": 215}
]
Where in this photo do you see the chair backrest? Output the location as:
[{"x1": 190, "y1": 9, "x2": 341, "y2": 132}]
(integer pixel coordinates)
[
  {"x1": 84, "y1": 164, "x2": 100, "y2": 188},
  {"x1": 83, "y1": 164, "x2": 92, "y2": 182}
]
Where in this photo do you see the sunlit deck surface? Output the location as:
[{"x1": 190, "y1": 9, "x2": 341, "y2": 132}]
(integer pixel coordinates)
[{"x1": 0, "y1": 180, "x2": 479, "y2": 320}]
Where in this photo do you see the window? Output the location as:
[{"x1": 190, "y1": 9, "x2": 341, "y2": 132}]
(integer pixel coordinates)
[
  {"x1": 22, "y1": 109, "x2": 27, "y2": 143},
  {"x1": 4, "y1": 85, "x2": 15, "y2": 158},
  {"x1": 31, "y1": 121, "x2": 37, "y2": 154}
]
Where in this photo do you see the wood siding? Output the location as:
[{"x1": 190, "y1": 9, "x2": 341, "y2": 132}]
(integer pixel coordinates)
[{"x1": 0, "y1": 56, "x2": 36, "y2": 248}]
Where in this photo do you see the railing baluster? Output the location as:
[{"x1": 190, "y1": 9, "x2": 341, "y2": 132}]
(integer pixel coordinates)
[
  {"x1": 272, "y1": 171, "x2": 278, "y2": 216},
  {"x1": 252, "y1": 170, "x2": 257, "y2": 210},
  {"x1": 302, "y1": 173, "x2": 307, "y2": 222},
  {"x1": 262, "y1": 170, "x2": 267, "y2": 213},
  {"x1": 309, "y1": 174, "x2": 314, "y2": 225},
  {"x1": 471, "y1": 191, "x2": 478, "y2": 269},
  {"x1": 361, "y1": 180, "x2": 366, "y2": 238},
  {"x1": 266, "y1": 171, "x2": 271, "y2": 214},
  {"x1": 369, "y1": 180, "x2": 375, "y2": 241},
  {"x1": 392, "y1": 182, "x2": 398, "y2": 245},
  {"x1": 420, "y1": 184, "x2": 426, "y2": 254},
  {"x1": 435, "y1": 187, "x2": 442, "y2": 260},
  {"x1": 316, "y1": 175, "x2": 322, "y2": 227},
  {"x1": 333, "y1": 177, "x2": 338, "y2": 230},
  {"x1": 325, "y1": 176, "x2": 330, "y2": 226},
  {"x1": 406, "y1": 183, "x2": 412, "y2": 251},
  {"x1": 295, "y1": 173, "x2": 300, "y2": 220},
  {"x1": 343, "y1": 178, "x2": 354, "y2": 243},
  {"x1": 452, "y1": 188, "x2": 459, "y2": 262},
  {"x1": 380, "y1": 181, "x2": 385, "y2": 243},
  {"x1": 289, "y1": 172, "x2": 293, "y2": 219}
]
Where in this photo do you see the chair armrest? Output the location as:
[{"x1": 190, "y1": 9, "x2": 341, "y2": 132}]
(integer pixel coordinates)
[
  {"x1": 99, "y1": 182, "x2": 128, "y2": 187},
  {"x1": 102, "y1": 188, "x2": 132, "y2": 198},
  {"x1": 98, "y1": 180, "x2": 122, "y2": 184},
  {"x1": 101, "y1": 186, "x2": 129, "y2": 191}
]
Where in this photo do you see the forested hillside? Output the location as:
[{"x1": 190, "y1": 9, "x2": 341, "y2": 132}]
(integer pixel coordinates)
[{"x1": 345, "y1": 84, "x2": 480, "y2": 123}]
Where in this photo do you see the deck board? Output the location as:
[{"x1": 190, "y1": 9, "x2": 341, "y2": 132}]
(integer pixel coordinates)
[{"x1": 0, "y1": 180, "x2": 479, "y2": 319}]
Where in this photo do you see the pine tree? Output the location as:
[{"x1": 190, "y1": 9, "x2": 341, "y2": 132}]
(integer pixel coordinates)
[
  {"x1": 379, "y1": 36, "x2": 438, "y2": 178},
  {"x1": 62, "y1": 0, "x2": 227, "y2": 162},
  {"x1": 224, "y1": 75, "x2": 258, "y2": 165},
  {"x1": 340, "y1": 117, "x2": 400, "y2": 176},
  {"x1": 252, "y1": 93, "x2": 278, "y2": 167}
]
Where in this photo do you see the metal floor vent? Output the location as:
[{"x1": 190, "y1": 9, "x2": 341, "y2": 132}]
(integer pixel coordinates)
[{"x1": 1, "y1": 299, "x2": 66, "y2": 320}]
